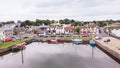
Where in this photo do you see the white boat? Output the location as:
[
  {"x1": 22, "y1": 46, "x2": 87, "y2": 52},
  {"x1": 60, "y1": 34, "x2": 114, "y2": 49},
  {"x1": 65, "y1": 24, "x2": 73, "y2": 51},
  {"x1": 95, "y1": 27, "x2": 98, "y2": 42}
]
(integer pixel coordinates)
[{"x1": 72, "y1": 39, "x2": 82, "y2": 44}]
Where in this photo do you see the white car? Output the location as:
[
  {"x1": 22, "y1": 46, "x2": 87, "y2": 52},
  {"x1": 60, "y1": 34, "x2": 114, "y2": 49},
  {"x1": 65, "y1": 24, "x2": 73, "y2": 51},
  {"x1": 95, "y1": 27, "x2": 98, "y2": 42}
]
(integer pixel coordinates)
[
  {"x1": 95, "y1": 36, "x2": 102, "y2": 40},
  {"x1": 38, "y1": 33, "x2": 46, "y2": 36}
]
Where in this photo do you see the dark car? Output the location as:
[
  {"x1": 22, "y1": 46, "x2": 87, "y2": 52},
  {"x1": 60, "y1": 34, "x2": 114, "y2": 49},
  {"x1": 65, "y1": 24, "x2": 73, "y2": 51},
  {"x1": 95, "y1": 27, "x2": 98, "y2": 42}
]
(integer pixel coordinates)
[{"x1": 23, "y1": 36, "x2": 29, "y2": 38}]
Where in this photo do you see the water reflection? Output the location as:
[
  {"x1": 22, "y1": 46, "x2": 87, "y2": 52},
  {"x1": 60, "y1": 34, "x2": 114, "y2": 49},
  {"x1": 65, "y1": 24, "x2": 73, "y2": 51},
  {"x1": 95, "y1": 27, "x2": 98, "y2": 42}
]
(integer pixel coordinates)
[
  {"x1": 21, "y1": 50, "x2": 24, "y2": 64},
  {"x1": 0, "y1": 42, "x2": 119, "y2": 68}
]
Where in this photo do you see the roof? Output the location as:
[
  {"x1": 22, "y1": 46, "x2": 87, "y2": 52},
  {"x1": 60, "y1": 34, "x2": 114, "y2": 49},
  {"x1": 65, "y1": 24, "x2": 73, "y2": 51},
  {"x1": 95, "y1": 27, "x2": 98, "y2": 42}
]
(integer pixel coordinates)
[
  {"x1": 85, "y1": 23, "x2": 97, "y2": 28},
  {"x1": 0, "y1": 24, "x2": 16, "y2": 31},
  {"x1": 39, "y1": 25, "x2": 49, "y2": 28},
  {"x1": 64, "y1": 26, "x2": 75, "y2": 30}
]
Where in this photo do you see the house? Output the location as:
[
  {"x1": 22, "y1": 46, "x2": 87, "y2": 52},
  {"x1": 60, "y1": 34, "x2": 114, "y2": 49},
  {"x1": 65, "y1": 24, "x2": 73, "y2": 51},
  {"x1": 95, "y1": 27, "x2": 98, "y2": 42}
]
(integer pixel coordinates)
[
  {"x1": 0, "y1": 31, "x2": 5, "y2": 41},
  {"x1": 79, "y1": 23, "x2": 99, "y2": 36},
  {"x1": 64, "y1": 26, "x2": 75, "y2": 34},
  {"x1": 36, "y1": 25, "x2": 49, "y2": 36},
  {"x1": 55, "y1": 26, "x2": 65, "y2": 34},
  {"x1": 27, "y1": 26, "x2": 40, "y2": 34},
  {"x1": 0, "y1": 24, "x2": 16, "y2": 41},
  {"x1": 48, "y1": 23, "x2": 65, "y2": 35},
  {"x1": 47, "y1": 26, "x2": 56, "y2": 35}
]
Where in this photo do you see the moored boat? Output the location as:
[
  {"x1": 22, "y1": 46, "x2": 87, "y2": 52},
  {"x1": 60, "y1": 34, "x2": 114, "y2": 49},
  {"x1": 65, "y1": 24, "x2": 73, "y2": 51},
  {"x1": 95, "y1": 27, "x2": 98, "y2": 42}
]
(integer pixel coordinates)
[
  {"x1": 72, "y1": 39, "x2": 83, "y2": 44},
  {"x1": 47, "y1": 38, "x2": 61, "y2": 43}
]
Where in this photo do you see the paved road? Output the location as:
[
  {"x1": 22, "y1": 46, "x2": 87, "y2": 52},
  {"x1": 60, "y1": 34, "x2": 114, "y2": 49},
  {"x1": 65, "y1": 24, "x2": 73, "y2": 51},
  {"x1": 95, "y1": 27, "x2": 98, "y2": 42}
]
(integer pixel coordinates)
[{"x1": 99, "y1": 27, "x2": 109, "y2": 37}]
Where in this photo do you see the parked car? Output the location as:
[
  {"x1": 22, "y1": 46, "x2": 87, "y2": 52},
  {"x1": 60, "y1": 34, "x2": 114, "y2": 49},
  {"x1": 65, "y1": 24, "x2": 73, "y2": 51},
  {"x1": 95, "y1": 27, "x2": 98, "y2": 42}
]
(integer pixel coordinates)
[
  {"x1": 23, "y1": 36, "x2": 29, "y2": 38},
  {"x1": 38, "y1": 33, "x2": 46, "y2": 37},
  {"x1": 104, "y1": 38, "x2": 110, "y2": 42},
  {"x1": 4, "y1": 37, "x2": 13, "y2": 42},
  {"x1": 95, "y1": 36, "x2": 102, "y2": 40}
]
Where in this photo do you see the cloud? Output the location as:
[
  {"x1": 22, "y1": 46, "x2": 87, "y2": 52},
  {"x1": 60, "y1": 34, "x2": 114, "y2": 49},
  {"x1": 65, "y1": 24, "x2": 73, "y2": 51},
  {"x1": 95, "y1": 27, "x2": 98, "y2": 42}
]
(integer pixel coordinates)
[{"x1": 0, "y1": 0, "x2": 120, "y2": 21}]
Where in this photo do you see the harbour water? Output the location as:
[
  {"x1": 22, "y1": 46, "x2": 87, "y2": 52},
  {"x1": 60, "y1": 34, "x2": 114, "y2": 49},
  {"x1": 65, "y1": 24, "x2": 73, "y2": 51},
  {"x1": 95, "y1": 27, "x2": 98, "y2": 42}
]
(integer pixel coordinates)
[{"x1": 0, "y1": 42, "x2": 119, "y2": 68}]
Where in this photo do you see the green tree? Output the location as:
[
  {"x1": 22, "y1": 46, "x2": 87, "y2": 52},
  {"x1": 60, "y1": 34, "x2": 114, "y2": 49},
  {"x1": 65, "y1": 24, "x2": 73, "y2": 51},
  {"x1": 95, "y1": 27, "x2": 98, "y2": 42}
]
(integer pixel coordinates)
[
  {"x1": 59, "y1": 18, "x2": 71, "y2": 24},
  {"x1": 0, "y1": 23, "x2": 2, "y2": 27},
  {"x1": 75, "y1": 27, "x2": 80, "y2": 33},
  {"x1": 50, "y1": 20, "x2": 55, "y2": 24},
  {"x1": 13, "y1": 30, "x2": 20, "y2": 35},
  {"x1": 20, "y1": 20, "x2": 33, "y2": 27}
]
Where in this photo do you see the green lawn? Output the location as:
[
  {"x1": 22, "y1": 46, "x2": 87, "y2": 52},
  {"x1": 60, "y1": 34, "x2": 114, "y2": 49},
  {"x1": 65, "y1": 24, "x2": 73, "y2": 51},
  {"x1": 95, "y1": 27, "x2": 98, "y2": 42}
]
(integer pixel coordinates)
[
  {"x1": 0, "y1": 38, "x2": 31, "y2": 49},
  {"x1": 46, "y1": 35, "x2": 94, "y2": 39}
]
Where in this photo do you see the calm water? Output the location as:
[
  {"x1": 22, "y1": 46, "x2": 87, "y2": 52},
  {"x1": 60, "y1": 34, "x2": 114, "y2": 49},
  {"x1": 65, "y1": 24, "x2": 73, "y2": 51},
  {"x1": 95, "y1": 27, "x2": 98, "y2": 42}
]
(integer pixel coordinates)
[{"x1": 0, "y1": 42, "x2": 119, "y2": 68}]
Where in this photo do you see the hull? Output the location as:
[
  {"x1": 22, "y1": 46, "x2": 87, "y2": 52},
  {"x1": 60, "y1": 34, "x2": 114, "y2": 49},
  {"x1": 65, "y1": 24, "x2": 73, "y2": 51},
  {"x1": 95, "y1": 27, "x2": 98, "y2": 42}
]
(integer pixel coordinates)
[{"x1": 72, "y1": 39, "x2": 83, "y2": 44}]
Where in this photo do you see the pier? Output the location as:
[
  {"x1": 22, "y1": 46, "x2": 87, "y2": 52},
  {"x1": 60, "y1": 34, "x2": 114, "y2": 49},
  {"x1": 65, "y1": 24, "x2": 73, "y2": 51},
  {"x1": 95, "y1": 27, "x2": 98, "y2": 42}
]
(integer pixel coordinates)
[{"x1": 94, "y1": 37, "x2": 120, "y2": 63}]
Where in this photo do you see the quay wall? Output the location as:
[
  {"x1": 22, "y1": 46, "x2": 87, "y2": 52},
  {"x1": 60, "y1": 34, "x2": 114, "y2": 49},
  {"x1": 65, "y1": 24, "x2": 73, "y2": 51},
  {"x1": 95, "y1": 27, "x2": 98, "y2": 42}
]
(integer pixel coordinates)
[
  {"x1": 0, "y1": 39, "x2": 33, "y2": 55},
  {"x1": 95, "y1": 40, "x2": 120, "y2": 64}
]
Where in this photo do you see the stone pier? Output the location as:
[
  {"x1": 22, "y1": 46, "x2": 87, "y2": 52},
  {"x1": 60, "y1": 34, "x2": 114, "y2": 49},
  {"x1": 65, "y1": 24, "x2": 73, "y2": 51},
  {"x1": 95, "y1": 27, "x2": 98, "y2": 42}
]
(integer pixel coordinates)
[{"x1": 94, "y1": 37, "x2": 120, "y2": 63}]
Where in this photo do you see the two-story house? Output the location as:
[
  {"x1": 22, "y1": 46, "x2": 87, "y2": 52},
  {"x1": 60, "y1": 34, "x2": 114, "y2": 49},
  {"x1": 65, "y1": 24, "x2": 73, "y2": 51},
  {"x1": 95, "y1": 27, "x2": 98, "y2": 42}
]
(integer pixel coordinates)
[{"x1": 0, "y1": 24, "x2": 16, "y2": 41}]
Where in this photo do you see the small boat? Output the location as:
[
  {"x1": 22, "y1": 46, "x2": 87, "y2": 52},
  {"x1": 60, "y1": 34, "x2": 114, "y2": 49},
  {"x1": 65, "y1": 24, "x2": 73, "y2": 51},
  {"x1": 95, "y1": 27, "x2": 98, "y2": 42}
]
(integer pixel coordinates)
[
  {"x1": 11, "y1": 42, "x2": 26, "y2": 52},
  {"x1": 47, "y1": 38, "x2": 61, "y2": 43},
  {"x1": 72, "y1": 39, "x2": 82, "y2": 44}
]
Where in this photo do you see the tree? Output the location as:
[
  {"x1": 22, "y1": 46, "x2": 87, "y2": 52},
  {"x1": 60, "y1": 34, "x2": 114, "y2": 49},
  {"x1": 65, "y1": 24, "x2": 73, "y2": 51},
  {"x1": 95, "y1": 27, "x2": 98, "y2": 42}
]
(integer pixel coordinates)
[
  {"x1": 20, "y1": 20, "x2": 33, "y2": 27},
  {"x1": 97, "y1": 21, "x2": 107, "y2": 27},
  {"x1": 59, "y1": 18, "x2": 71, "y2": 24},
  {"x1": 13, "y1": 30, "x2": 20, "y2": 35},
  {"x1": 75, "y1": 27, "x2": 80, "y2": 34},
  {"x1": 44, "y1": 20, "x2": 50, "y2": 25},
  {"x1": 50, "y1": 20, "x2": 55, "y2": 24},
  {"x1": 0, "y1": 23, "x2": 2, "y2": 27},
  {"x1": 36, "y1": 19, "x2": 43, "y2": 25}
]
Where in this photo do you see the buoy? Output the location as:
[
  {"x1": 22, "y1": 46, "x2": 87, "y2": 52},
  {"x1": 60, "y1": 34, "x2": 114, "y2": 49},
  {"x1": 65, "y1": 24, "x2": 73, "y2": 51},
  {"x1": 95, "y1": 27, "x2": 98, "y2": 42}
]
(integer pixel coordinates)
[{"x1": 89, "y1": 40, "x2": 95, "y2": 47}]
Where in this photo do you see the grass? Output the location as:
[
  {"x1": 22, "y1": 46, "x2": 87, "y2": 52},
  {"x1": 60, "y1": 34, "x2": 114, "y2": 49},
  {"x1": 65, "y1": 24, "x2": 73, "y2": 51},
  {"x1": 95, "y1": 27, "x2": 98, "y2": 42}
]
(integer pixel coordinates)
[
  {"x1": 46, "y1": 35, "x2": 94, "y2": 39},
  {"x1": 0, "y1": 38, "x2": 31, "y2": 49}
]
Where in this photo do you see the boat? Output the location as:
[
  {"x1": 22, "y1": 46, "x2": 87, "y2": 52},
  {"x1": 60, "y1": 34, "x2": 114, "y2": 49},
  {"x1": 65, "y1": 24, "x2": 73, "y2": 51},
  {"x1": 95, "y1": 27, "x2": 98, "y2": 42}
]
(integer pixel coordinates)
[
  {"x1": 72, "y1": 39, "x2": 82, "y2": 44},
  {"x1": 11, "y1": 42, "x2": 26, "y2": 52},
  {"x1": 47, "y1": 38, "x2": 61, "y2": 43}
]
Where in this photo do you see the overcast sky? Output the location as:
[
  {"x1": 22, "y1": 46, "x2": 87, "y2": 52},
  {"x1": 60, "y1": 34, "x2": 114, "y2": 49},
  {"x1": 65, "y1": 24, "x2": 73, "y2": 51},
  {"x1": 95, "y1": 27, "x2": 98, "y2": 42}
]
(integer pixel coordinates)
[{"x1": 0, "y1": 0, "x2": 120, "y2": 21}]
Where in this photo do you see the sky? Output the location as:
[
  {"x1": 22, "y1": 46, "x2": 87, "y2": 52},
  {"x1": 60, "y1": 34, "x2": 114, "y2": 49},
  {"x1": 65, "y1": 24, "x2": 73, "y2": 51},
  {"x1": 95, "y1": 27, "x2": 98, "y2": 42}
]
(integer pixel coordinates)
[{"x1": 0, "y1": 0, "x2": 120, "y2": 21}]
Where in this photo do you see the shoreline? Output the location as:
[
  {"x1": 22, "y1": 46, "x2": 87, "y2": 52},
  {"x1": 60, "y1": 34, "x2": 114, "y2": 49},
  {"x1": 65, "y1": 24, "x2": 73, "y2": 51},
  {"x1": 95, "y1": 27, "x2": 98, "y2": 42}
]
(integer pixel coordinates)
[{"x1": 0, "y1": 39, "x2": 33, "y2": 56}]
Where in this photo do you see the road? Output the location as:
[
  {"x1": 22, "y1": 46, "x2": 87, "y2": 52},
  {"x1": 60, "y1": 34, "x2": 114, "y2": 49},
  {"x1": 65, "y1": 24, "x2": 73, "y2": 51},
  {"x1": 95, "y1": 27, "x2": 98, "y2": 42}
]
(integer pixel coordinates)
[{"x1": 99, "y1": 27, "x2": 109, "y2": 37}]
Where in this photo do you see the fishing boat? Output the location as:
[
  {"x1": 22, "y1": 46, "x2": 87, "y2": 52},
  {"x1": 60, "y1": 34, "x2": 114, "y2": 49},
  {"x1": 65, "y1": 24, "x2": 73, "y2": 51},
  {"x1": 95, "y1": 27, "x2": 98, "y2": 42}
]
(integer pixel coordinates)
[
  {"x1": 72, "y1": 39, "x2": 83, "y2": 44},
  {"x1": 47, "y1": 38, "x2": 61, "y2": 43}
]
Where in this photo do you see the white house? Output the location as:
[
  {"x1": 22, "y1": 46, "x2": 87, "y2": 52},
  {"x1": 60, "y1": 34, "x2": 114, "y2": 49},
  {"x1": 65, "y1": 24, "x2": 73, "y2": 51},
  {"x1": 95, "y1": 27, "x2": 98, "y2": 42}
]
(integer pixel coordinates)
[
  {"x1": 0, "y1": 24, "x2": 16, "y2": 41},
  {"x1": 64, "y1": 25, "x2": 75, "y2": 34},
  {"x1": 0, "y1": 31, "x2": 5, "y2": 41},
  {"x1": 36, "y1": 25, "x2": 49, "y2": 36},
  {"x1": 48, "y1": 23, "x2": 65, "y2": 35},
  {"x1": 55, "y1": 26, "x2": 65, "y2": 34}
]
